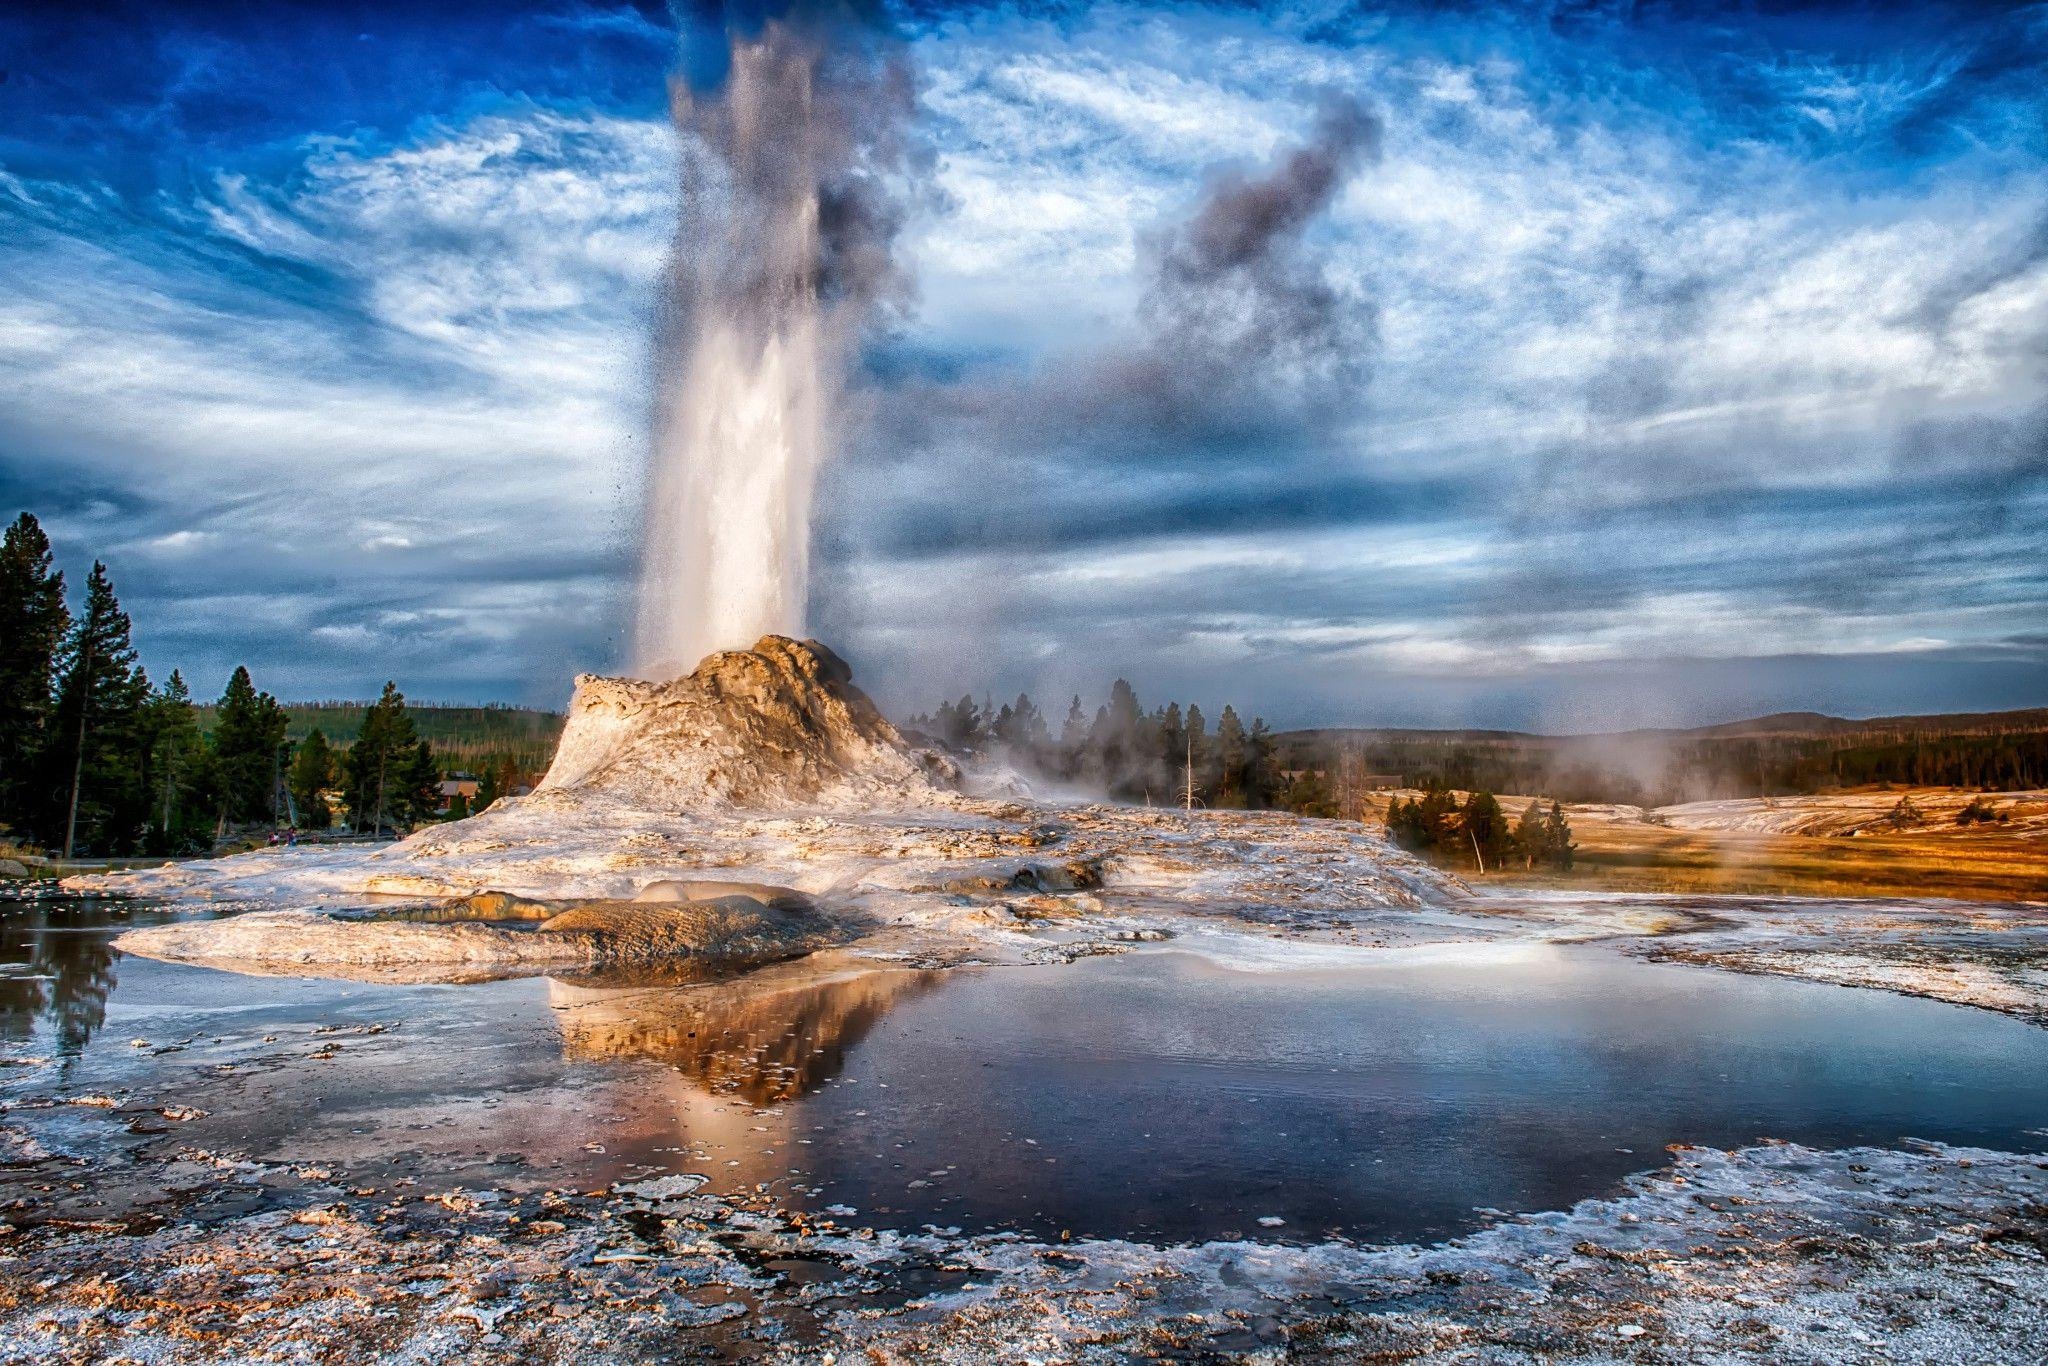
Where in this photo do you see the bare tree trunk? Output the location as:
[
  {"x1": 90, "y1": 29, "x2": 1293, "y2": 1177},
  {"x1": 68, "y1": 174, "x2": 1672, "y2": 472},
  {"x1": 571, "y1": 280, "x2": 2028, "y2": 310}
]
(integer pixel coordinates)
[
  {"x1": 62, "y1": 635, "x2": 93, "y2": 861},
  {"x1": 160, "y1": 749, "x2": 177, "y2": 836}
]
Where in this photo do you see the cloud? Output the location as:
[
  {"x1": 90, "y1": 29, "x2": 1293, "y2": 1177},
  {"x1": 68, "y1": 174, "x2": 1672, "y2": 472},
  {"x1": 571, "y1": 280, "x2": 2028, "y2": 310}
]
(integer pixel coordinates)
[{"x1": 1, "y1": 0, "x2": 2044, "y2": 726}]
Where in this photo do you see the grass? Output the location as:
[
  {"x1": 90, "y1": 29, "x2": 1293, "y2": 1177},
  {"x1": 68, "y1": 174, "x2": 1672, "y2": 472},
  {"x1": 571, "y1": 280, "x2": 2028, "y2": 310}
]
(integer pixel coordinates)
[{"x1": 1476, "y1": 823, "x2": 2048, "y2": 902}]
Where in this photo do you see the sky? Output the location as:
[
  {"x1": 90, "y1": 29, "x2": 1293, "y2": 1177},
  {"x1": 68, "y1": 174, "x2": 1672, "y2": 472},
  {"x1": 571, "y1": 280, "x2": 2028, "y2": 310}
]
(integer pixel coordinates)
[{"x1": 2, "y1": 0, "x2": 2044, "y2": 730}]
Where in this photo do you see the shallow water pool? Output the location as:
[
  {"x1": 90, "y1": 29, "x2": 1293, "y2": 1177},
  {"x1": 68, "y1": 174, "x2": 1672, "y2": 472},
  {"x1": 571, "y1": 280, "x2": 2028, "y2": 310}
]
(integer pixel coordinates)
[{"x1": 4, "y1": 898, "x2": 2045, "y2": 1245}]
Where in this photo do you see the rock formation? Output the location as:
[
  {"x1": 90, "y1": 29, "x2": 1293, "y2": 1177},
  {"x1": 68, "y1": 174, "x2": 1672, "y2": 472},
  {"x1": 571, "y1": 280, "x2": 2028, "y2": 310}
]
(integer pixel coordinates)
[{"x1": 539, "y1": 635, "x2": 957, "y2": 812}]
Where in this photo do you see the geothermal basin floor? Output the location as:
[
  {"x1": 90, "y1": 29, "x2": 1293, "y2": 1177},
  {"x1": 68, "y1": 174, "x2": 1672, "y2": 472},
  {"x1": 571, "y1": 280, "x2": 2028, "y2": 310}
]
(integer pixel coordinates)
[{"x1": 2, "y1": 890, "x2": 2046, "y2": 1361}]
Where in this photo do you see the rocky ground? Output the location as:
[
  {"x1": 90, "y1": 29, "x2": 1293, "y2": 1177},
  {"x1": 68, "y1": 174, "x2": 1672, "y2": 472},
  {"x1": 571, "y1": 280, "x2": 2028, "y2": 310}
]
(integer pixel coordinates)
[{"x1": 2, "y1": 1112, "x2": 2042, "y2": 1363}]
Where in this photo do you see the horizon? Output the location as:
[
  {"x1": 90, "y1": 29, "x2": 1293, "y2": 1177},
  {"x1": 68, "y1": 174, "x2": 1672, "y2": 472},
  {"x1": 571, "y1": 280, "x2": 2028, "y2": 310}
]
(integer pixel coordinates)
[{"x1": 205, "y1": 683, "x2": 2048, "y2": 744}]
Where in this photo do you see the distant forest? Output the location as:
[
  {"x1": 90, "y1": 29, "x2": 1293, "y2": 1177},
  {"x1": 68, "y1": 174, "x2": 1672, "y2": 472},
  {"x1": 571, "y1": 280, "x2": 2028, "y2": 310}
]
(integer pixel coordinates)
[
  {"x1": 194, "y1": 701, "x2": 563, "y2": 778},
  {"x1": 1274, "y1": 716, "x2": 2048, "y2": 810},
  {"x1": 915, "y1": 685, "x2": 2048, "y2": 817}
]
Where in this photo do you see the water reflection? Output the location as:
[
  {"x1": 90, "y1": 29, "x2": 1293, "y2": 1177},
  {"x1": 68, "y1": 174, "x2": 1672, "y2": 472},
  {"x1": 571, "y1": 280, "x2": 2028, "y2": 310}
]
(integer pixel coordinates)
[
  {"x1": 0, "y1": 903, "x2": 123, "y2": 1053},
  {"x1": 548, "y1": 957, "x2": 945, "y2": 1105}
]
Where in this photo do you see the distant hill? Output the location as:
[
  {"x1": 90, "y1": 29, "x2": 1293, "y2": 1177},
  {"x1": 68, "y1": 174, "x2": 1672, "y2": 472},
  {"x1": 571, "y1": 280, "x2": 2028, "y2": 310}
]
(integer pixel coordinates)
[{"x1": 1280, "y1": 706, "x2": 2048, "y2": 747}]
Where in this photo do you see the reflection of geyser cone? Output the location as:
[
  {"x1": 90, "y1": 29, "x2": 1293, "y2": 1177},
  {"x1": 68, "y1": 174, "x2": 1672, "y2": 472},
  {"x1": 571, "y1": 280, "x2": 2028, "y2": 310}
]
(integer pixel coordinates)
[
  {"x1": 547, "y1": 959, "x2": 941, "y2": 1105},
  {"x1": 546, "y1": 960, "x2": 942, "y2": 1195},
  {"x1": 537, "y1": 636, "x2": 958, "y2": 813}
]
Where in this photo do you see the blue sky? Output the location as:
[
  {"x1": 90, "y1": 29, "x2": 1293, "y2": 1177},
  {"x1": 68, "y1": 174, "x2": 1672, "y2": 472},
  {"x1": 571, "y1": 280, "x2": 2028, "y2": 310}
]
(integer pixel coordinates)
[{"x1": 2, "y1": 1, "x2": 2044, "y2": 729}]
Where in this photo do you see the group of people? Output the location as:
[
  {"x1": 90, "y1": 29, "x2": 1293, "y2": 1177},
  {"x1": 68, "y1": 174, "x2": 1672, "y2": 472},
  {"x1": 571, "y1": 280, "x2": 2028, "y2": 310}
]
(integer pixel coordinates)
[{"x1": 264, "y1": 827, "x2": 302, "y2": 848}]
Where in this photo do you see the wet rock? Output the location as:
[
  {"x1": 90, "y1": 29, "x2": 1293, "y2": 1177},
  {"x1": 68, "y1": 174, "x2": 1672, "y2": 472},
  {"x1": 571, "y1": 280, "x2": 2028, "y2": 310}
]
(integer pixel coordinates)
[
  {"x1": 631, "y1": 879, "x2": 813, "y2": 912},
  {"x1": 113, "y1": 894, "x2": 841, "y2": 980}
]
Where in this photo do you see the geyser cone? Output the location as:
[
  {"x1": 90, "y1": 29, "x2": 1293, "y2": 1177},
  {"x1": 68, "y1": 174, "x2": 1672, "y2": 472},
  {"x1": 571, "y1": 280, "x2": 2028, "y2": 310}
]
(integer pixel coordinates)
[{"x1": 540, "y1": 635, "x2": 957, "y2": 812}]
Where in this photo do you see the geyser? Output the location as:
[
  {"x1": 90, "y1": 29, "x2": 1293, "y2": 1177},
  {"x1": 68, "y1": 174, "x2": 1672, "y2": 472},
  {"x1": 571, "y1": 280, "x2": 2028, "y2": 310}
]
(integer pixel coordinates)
[{"x1": 635, "y1": 16, "x2": 915, "y2": 680}]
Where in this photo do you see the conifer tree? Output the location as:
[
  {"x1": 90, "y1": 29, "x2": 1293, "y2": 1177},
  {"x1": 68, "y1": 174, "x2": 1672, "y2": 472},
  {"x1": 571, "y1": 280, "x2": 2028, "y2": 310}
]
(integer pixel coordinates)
[
  {"x1": 1385, "y1": 794, "x2": 1431, "y2": 851},
  {"x1": 345, "y1": 682, "x2": 435, "y2": 833},
  {"x1": 1413, "y1": 785, "x2": 1459, "y2": 854},
  {"x1": 288, "y1": 728, "x2": 335, "y2": 830},
  {"x1": 1513, "y1": 799, "x2": 1545, "y2": 869},
  {"x1": 213, "y1": 666, "x2": 291, "y2": 825},
  {"x1": 1213, "y1": 706, "x2": 1247, "y2": 805},
  {"x1": 0, "y1": 512, "x2": 68, "y2": 832},
  {"x1": 144, "y1": 670, "x2": 214, "y2": 852},
  {"x1": 1459, "y1": 789, "x2": 1512, "y2": 871},
  {"x1": 473, "y1": 762, "x2": 503, "y2": 815},
  {"x1": 1541, "y1": 799, "x2": 1575, "y2": 870},
  {"x1": 1246, "y1": 718, "x2": 1277, "y2": 807},
  {"x1": 1159, "y1": 702, "x2": 1186, "y2": 778},
  {"x1": 50, "y1": 561, "x2": 148, "y2": 856}
]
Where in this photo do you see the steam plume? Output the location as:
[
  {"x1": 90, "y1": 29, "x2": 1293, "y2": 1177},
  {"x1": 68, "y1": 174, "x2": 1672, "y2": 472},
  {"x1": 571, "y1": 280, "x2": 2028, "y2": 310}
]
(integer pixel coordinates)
[{"x1": 634, "y1": 10, "x2": 916, "y2": 678}]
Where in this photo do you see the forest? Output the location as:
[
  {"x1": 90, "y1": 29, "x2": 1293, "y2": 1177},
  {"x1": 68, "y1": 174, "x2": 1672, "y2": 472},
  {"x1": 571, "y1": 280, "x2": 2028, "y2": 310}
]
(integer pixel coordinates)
[
  {"x1": 1274, "y1": 720, "x2": 2048, "y2": 810},
  {"x1": 0, "y1": 513, "x2": 531, "y2": 857}
]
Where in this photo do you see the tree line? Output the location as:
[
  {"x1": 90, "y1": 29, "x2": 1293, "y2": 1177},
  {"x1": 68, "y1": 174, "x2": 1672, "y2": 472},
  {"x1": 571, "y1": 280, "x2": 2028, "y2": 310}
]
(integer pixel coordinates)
[
  {"x1": 0, "y1": 513, "x2": 458, "y2": 857},
  {"x1": 909, "y1": 682, "x2": 1348, "y2": 813},
  {"x1": 1276, "y1": 728, "x2": 2048, "y2": 809},
  {"x1": 1384, "y1": 787, "x2": 1574, "y2": 872}
]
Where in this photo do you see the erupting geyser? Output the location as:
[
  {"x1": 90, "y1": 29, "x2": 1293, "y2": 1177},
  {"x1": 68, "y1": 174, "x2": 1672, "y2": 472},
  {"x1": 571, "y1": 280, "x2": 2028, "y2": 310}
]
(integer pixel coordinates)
[{"x1": 635, "y1": 16, "x2": 916, "y2": 680}]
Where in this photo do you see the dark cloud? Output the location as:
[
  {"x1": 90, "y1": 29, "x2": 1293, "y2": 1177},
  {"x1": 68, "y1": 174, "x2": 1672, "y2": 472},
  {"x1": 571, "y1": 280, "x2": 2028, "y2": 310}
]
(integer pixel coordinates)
[
  {"x1": 824, "y1": 92, "x2": 1384, "y2": 577},
  {"x1": 1142, "y1": 93, "x2": 1381, "y2": 410}
]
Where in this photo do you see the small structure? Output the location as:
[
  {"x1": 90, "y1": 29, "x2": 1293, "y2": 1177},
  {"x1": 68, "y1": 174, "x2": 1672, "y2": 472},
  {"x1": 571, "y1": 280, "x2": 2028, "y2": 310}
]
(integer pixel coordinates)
[{"x1": 437, "y1": 775, "x2": 481, "y2": 814}]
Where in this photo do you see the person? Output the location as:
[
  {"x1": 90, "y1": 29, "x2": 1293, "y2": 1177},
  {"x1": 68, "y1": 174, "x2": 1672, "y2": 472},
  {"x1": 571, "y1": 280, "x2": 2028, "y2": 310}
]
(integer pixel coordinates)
[
  {"x1": 266, "y1": 830, "x2": 279, "y2": 847},
  {"x1": 286, "y1": 826, "x2": 299, "y2": 847}
]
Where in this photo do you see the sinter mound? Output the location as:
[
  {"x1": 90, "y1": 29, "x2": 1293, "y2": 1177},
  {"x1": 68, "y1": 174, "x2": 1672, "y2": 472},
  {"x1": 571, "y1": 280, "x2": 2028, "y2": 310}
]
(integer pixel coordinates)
[{"x1": 539, "y1": 635, "x2": 957, "y2": 812}]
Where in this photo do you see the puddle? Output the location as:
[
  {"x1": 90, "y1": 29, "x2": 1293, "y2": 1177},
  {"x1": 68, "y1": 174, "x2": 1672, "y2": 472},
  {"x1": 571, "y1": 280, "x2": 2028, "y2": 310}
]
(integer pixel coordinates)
[{"x1": 4, "y1": 897, "x2": 2046, "y2": 1245}]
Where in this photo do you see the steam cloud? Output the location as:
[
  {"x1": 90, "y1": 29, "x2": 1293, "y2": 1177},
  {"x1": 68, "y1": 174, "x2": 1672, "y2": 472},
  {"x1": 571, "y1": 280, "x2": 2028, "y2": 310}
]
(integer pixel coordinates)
[
  {"x1": 827, "y1": 93, "x2": 1383, "y2": 565},
  {"x1": 812, "y1": 93, "x2": 1382, "y2": 695},
  {"x1": 1143, "y1": 95, "x2": 1382, "y2": 414},
  {"x1": 634, "y1": 6, "x2": 918, "y2": 678}
]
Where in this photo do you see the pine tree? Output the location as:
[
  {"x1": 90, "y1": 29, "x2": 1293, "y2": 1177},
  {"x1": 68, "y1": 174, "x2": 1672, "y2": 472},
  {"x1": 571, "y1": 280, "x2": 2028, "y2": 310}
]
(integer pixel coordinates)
[
  {"x1": 345, "y1": 682, "x2": 434, "y2": 834},
  {"x1": 213, "y1": 666, "x2": 291, "y2": 825},
  {"x1": 1246, "y1": 718, "x2": 1277, "y2": 807},
  {"x1": 1513, "y1": 800, "x2": 1545, "y2": 870},
  {"x1": 288, "y1": 728, "x2": 335, "y2": 830},
  {"x1": 473, "y1": 762, "x2": 503, "y2": 815},
  {"x1": 143, "y1": 670, "x2": 215, "y2": 852},
  {"x1": 0, "y1": 512, "x2": 69, "y2": 834},
  {"x1": 1055, "y1": 695, "x2": 1086, "y2": 773},
  {"x1": 1414, "y1": 785, "x2": 1459, "y2": 856},
  {"x1": 1541, "y1": 799, "x2": 1575, "y2": 871},
  {"x1": 1459, "y1": 789, "x2": 1512, "y2": 871},
  {"x1": 1385, "y1": 796, "x2": 1430, "y2": 851},
  {"x1": 48, "y1": 561, "x2": 148, "y2": 856},
  {"x1": 1213, "y1": 706, "x2": 1247, "y2": 805},
  {"x1": 1014, "y1": 693, "x2": 1049, "y2": 751},
  {"x1": 1184, "y1": 704, "x2": 1208, "y2": 799},
  {"x1": 402, "y1": 739, "x2": 441, "y2": 824},
  {"x1": 1159, "y1": 702, "x2": 1186, "y2": 781},
  {"x1": 944, "y1": 693, "x2": 983, "y2": 748}
]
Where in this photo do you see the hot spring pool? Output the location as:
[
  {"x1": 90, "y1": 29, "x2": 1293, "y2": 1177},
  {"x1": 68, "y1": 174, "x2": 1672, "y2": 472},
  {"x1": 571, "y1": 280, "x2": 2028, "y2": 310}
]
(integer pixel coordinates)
[{"x1": 5, "y1": 899, "x2": 2045, "y2": 1246}]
